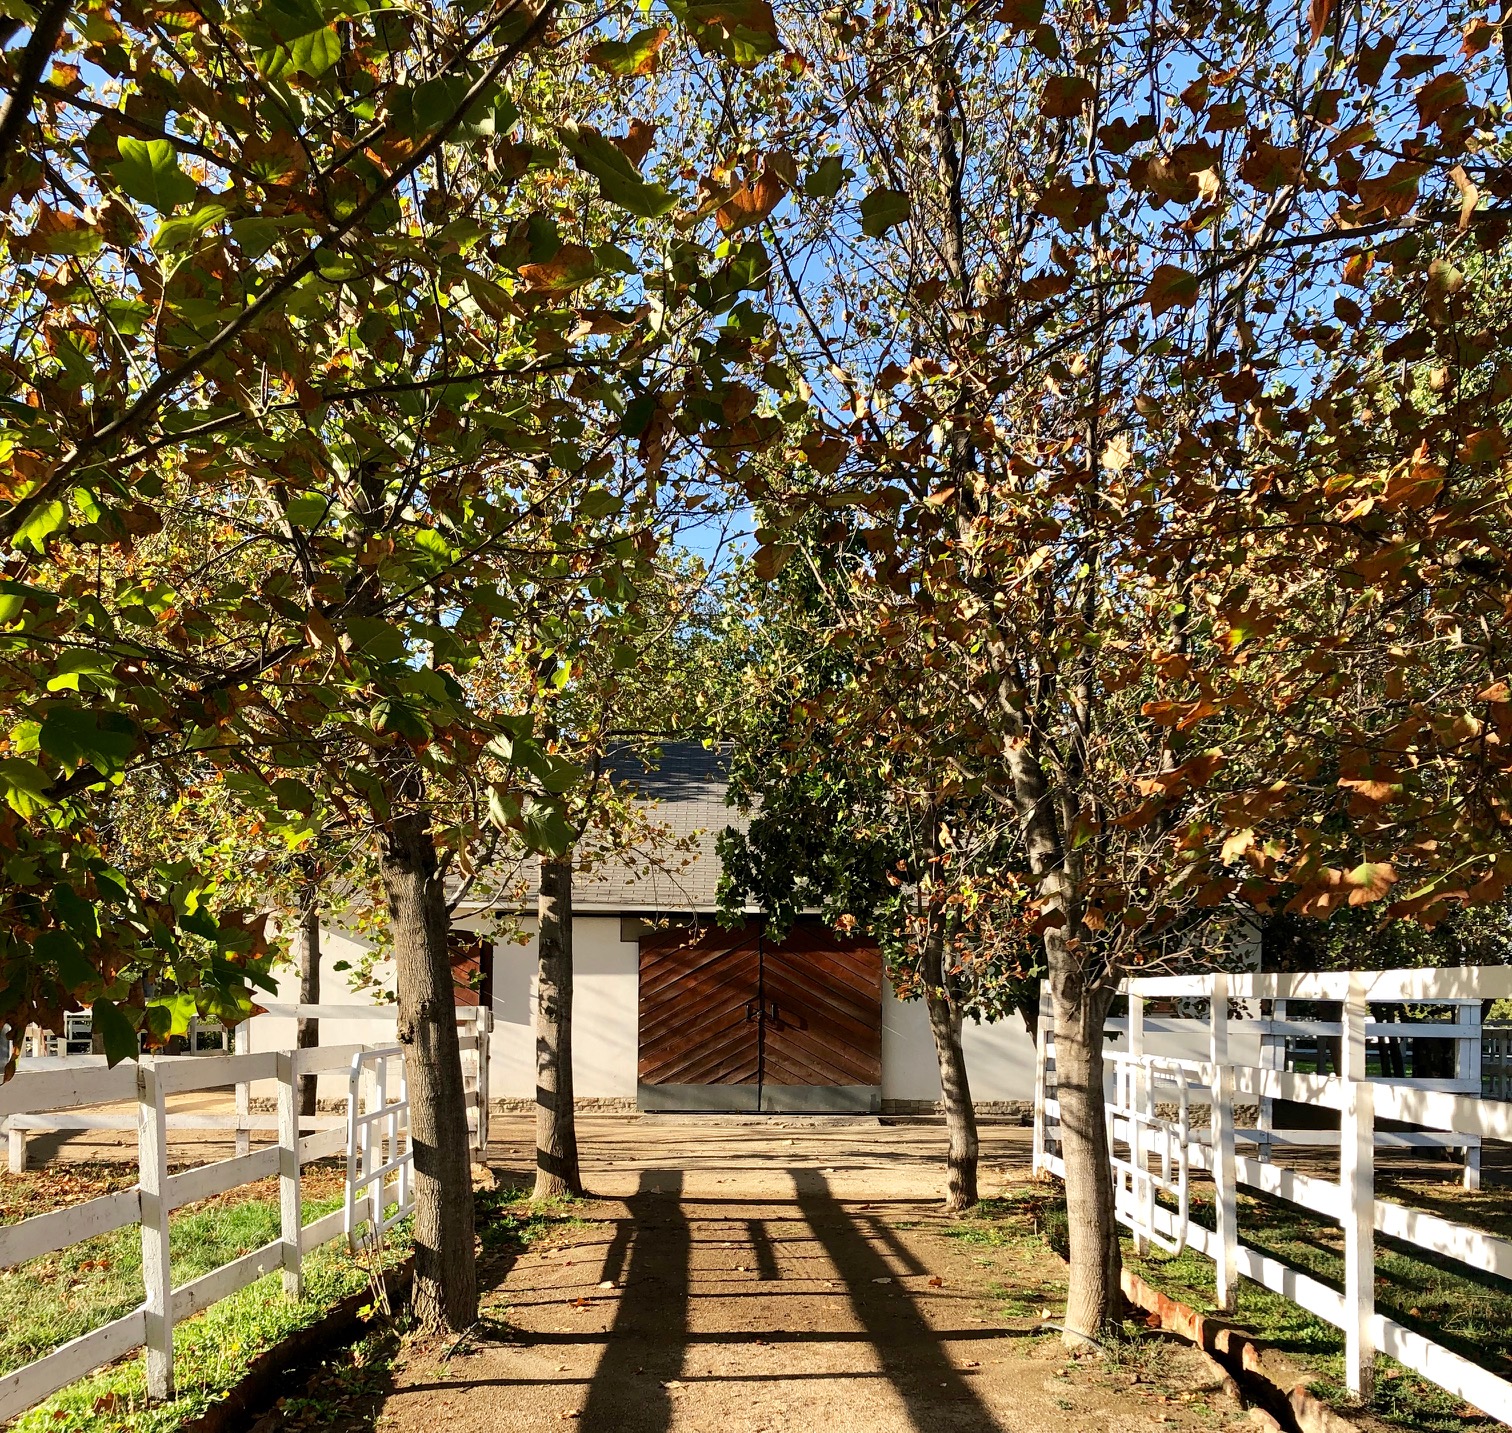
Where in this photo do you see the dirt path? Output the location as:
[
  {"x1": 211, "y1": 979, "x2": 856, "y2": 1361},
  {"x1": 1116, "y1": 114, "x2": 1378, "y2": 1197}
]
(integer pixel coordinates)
[{"x1": 375, "y1": 1117, "x2": 1242, "y2": 1433}]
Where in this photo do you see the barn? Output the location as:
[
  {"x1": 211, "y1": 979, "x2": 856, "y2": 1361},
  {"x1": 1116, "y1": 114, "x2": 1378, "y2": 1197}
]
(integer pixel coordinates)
[{"x1": 251, "y1": 743, "x2": 1041, "y2": 1113}]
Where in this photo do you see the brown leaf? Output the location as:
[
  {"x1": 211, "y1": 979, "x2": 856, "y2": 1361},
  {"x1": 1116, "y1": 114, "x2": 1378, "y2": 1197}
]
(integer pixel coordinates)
[
  {"x1": 1039, "y1": 74, "x2": 1095, "y2": 118},
  {"x1": 1143, "y1": 264, "x2": 1199, "y2": 318},
  {"x1": 1448, "y1": 163, "x2": 1479, "y2": 231},
  {"x1": 717, "y1": 163, "x2": 787, "y2": 233},
  {"x1": 611, "y1": 119, "x2": 657, "y2": 169},
  {"x1": 1308, "y1": 0, "x2": 1333, "y2": 47},
  {"x1": 1357, "y1": 160, "x2": 1426, "y2": 218}
]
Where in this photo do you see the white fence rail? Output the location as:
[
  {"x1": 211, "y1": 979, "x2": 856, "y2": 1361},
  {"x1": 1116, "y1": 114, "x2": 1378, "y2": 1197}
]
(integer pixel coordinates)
[
  {"x1": 1033, "y1": 967, "x2": 1512, "y2": 1419},
  {"x1": 344, "y1": 1048, "x2": 413, "y2": 1248},
  {"x1": 3, "y1": 1004, "x2": 491, "y2": 1171}
]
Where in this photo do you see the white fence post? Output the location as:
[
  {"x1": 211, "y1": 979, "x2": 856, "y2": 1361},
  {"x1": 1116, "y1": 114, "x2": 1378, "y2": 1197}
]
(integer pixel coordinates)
[
  {"x1": 475, "y1": 1006, "x2": 492, "y2": 1155},
  {"x1": 1342, "y1": 974, "x2": 1376, "y2": 1402},
  {"x1": 234, "y1": 1019, "x2": 251, "y2": 1158},
  {"x1": 1208, "y1": 973, "x2": 1239, "y2": 1312},
  {"x1": 137, "y1": 1058, "x2": 174, "y2": 1401},
  {"x1": 1257, "y1": 996, "x2": 1285, "y2": 1163},
  {"x1": 1128, "y1": 992, "x2": 1149, "y2": 1255},
  {"x1": 1459, "y1": 1002, "x2": 1482, "y2": 1191},
  {"x1": 1032, "y1": 981, "x2": 1052, "y2": 1175},
  {"x1": 277, "y1": 1050, "x2": 302, "y2": 1300},
  {"x1": 7, "y1": 1122, "x2": 24, "y2": 1174}
]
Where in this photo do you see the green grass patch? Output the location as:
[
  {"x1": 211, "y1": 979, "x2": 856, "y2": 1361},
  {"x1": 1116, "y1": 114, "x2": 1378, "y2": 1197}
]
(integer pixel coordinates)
[{"x1": 1, "y1": 1167, "x2": 410, "y2": 1433}]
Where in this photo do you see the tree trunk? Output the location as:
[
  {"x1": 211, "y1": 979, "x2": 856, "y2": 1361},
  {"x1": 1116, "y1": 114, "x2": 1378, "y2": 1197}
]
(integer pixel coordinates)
[
  {"x1": 296, "y1": 897, "x2": 320, "y2": 1119},
  {"x1": 922, "y1": 932, "x2": 977, "y2": 1210},
  {"x1": 534, "y1": 855, "x2": 582, "y2": 1199},
  {"x1": 382, "y1": 806, "x2": 477, "y2": 1333},
  {"x1": 1050, "y1": 972, "x2": 1120, "y2": 1346}
]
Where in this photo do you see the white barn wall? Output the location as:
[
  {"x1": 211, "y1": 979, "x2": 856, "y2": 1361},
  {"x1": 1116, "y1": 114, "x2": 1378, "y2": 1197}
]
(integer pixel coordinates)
[
  {"x1": 486, "y1": 915, "x2": 638, "y2": 1100},
  {"x1": 880, "y1": 982, "x2": 1040, "y2": 1105}
]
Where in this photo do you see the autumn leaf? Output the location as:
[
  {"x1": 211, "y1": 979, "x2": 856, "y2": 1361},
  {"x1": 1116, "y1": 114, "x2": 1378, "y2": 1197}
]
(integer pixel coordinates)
[
  {"x1": 587, "y1": 26, "x2": 670, "y2": 77},
  {"x1": 1143, "y1": 264, "x2": 1199, "y2": 317},
  {"x1": 1448, "y1": 164, "x2": 1479, "y2": 231},
  {"x1": 518, "y1": 244, "x2": 599, "y2": 293},
  {"x1": 1039, "y1": 74, "x2": 1095, "y2": 118},
  {"x1": 1357, "y1": 160, "x2": 1426, "y2": 218},
  {"x1": 1308, "y1": 0, "x2": 1334, "y2": 47},
  {"x1": 1346, "y1": 861, "x2": 1397, "y2": 905},
  {"x1": 611, "y1": 120, "x2": 658, "y2": 169},
  {"x1": 717, "y1": 163, "x2": 787, "y2": 233},
  {"x1": 1383, "y1": 446, "x2": 1445, "y2": 510}
]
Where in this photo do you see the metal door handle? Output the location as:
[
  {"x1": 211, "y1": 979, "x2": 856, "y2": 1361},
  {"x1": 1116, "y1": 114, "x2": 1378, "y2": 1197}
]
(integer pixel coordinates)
[
  {"x1": 745, "y1": 999, "x2": 759, "y2": 1022},
  {"x1": 769, "y1": 1001, "x2": 779, "y2": 1024}
]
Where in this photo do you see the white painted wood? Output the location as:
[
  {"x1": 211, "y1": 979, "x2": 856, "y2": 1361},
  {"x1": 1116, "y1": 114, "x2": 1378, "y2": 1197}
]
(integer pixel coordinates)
[
  {"x1": 475, "y1": 1006, "x2": 492, "y2": 1152},
  {"x1": 255, "y1": 1003, "x2": 400, "y2": 1021},
  {"x1": 278, "y1": 1051, "x2": 301, "y2": 1299},
  {"x1": 1374, "y1": 1199, "x2": 1512, "y2": 1279},
  {"x1": 153, "y1": 1051, "x2": 278, "y2": 1095},
  {"x1": 1232, "y1": 1157, "x2": 1343, "y2": 1218},
  {"x1": 0, "y1": 1188, "x2": 140, "y2": 1270},
  {"x1": 0, "y1": 1063, "x2": 135, "y2": 1118},
  {"x1": 1031, "y1": 981, "x2": 1052, "y2": 1175},
  {"x1": 299, "y1": 1124, "x2": 347, "y2": 1162},
  {"x1": 1374, "y1": 1314, "x2": 1512, "y2": 1422},
  {"x1": 0, "y1": 1308, "x2": 146, "y2": 1424},
  {"x1": 164, "y1": 1147, "x2": 279, "y2": 1211},
  {"x1": 294, "y1": 1043, "x2": 370, "y2": 1074},
  {"x1": 1341, "y1": 976, "x2": 1375, "y2": 1401},
  {"x1": 299, "y1": 1207, "x2": 345, "y2": 1253},
  {"x1": 1127, "y1": 967, "x2": 1512, "y2": 1002},
  {"x1": 7, "y1": 1125, "x2": 23, "y2": 1174},
  {"x1": 170, "y1": 1237, "x2": 284, "y2": 1321},
  {"x1": 136, "y1": 1060, "x2": 174, "y2": 1400},
  {"x1": 1231, "y1": 1066, "x2": 1344, "y2": 1109},
  {"x1": 1209, "y1": 973, "x2": 1238, "y2": 1312},
  {"x1": 234, "y1": 1020, "x2": 251, "y2": 1159},
  {"x1": 1373, "y1": 1084, "x2": 1512, "y2": 1141}
]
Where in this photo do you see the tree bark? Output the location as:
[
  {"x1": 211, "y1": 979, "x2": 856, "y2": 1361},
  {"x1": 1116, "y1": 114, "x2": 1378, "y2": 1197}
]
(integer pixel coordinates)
[
  {"x1": 296, "y1": 895, "x2": 321, "y2": 1119},
  {"x1": 382, "y1": 805, "x2": 477, "y2": 1333},
  {"x1": 1049, "y1": 968, "x2": 1120, "y2": 1345},
  {"x1": 534, "y1": 855, "x2": 582, "y2": 1199},
  {"x1": 922, "y1": 931, "x2": 978, "y2": 1211}
]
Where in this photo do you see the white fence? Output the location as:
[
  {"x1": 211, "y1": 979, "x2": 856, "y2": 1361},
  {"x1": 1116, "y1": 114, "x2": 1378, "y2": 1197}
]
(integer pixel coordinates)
[
  {"x1": 4, "y1": 1004, "x2": 491, "y2": 1172},
  {"x1": 0, "y1": 1005, "x2": 489, "y2": 1422},
  {"x1": 1033, "y1": 967, "x2": 1512, "y2": 1418}
]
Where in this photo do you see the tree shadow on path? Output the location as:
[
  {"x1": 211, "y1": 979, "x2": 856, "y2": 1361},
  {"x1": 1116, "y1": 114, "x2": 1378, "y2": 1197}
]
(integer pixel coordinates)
[
  {"x1": 577, "y1": 1167, "x2": 689, "y2": 1433},
  {"x1": 791, "y1": 1168, "x2": 1009, "y2": 1432}
]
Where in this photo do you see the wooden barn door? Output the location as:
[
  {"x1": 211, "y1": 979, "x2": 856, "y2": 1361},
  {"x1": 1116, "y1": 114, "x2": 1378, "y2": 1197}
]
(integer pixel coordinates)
[
  {"x1": 638, "y1": 923, "x2": 762, "y2": 1111},
  {"x1": 759, "y1": 924, "x2": 882, "y2": 1112},
  {"x1": 637, "y1": 921, "x2": 882, "y2": 1113}
]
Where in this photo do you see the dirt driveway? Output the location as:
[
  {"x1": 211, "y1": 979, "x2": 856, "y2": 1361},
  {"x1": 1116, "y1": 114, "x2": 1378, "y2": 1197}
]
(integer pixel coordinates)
[{"x1": 373, "y1": 1116, "x2": 1241, "y2": 1433}]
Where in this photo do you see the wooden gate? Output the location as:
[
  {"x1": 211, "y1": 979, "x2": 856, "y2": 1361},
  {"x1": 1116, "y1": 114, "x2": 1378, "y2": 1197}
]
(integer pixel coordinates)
[{"x1": 637, "y1": 920, "x2": 882, "y2": 1112}]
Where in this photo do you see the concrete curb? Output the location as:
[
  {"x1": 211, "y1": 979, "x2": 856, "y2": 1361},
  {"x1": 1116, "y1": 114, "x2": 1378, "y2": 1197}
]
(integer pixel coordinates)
[{"x1": 1121, "y1": 1270, "x2": 1365, "y2": 1433}]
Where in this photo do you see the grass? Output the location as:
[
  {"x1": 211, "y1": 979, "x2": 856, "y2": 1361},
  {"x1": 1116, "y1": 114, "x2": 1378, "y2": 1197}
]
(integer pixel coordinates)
[
  {"x1": 0, "y1": 1162, "x2": 410, "y2": 1433},
  {"x1": 1126, "y1": 1178, "x2": 1512, "y2": 1433},
  {"x1": 963, "y1": 1171, "x2": 1512, "y2": 1433}
]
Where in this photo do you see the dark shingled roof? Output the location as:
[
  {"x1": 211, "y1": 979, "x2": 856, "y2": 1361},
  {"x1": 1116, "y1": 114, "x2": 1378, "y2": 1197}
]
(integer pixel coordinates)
[{"x1": 458, "y1": 741, "x2": 747, "y2": 916}]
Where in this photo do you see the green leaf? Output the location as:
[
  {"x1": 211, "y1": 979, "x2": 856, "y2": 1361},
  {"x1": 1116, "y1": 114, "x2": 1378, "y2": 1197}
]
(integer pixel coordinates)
[
  {"x1": 270, "y1": 777, "x2": 317, "y2": 814},
  {"x1": 151, "y1": 204, "x2": 227, "y2": 254},
  {"x1": 91, "y1": 998, "x2": 139, "y2": 1066},
  {"x1": 345, "y1": 615, "x2": 408, "y2": 664},
  {"x1": 804, "y1": 156, "x2": 845, "y2": 200},
  {"x1": 38, "y1": 707, "x2": 138, "y2": 775},
  {"x1": 36, "y1": 929, "x2": 98, "y2": 995},
  {"x1": 559, "y1": 122, "x2": 678, "y2": 218},
  {"x1": 859, "y1": 187, "x2": 910, "y2": 238},
  {"x1": 577, "y1": 487, "x2": 623, "y2": 519},
  {"x1": 524, "y1": 802, "x2": 576, "y2": 856},
  {"x1": 16, "y1": 498, "x2": 67, "y2": 553},
  {"x1": 390, "y1": 75, "x2": 519, "y2": 142},
  {"x1": 284, "y1": 492, "x2": 330, "y2": 528},
  {"x1": 110, "y1": 138, "x2": 196, "y2": 212},
  {"x1": 372, "y1": 697, "x2": 433, "y2": 742},
  {"x1": 0, "y1": 758, "x2": 53, "y2": 816},
  {"x1": 235, "y1": 0, "x2": 342, "y2": 79},
  {"x1": 587, "y1": 25, "x2": 670, "y2": 76}
]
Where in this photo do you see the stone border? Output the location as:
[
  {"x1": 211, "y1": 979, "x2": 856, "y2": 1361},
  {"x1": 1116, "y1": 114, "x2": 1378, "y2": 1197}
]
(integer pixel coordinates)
[{"x1": 1121, "y1": 1269, "x2": 1365, "y2": 1433}]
